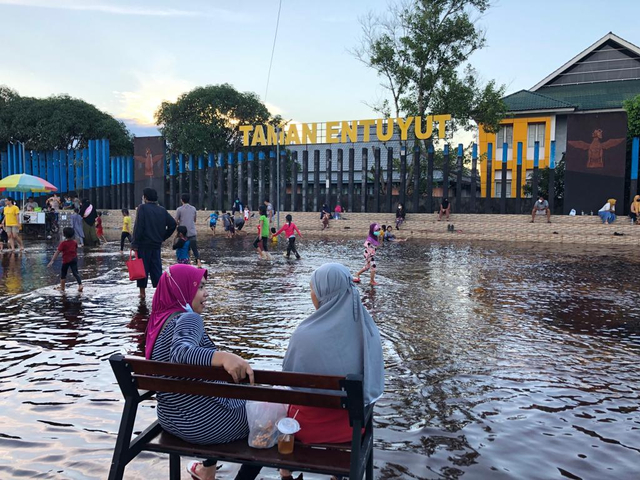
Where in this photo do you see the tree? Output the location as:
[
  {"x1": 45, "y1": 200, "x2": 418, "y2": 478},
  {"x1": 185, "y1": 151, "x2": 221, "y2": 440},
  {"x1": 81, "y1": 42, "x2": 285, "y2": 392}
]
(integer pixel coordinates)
[
  {"x1": 353, "y1": 0, "x2": 506, "y2": 136},
  {"x1": 624, "y1": 94, "x2": 640, "y2": 138},
  {"x1": 0, "y1": 87, "x2": 133, "y2": 155},
  {"x1": 523, "y1": 154, "x2": 565, "y2": 201},
  {"x1": 155, "y1": 84, "x2": 273, "y2": 155},
  {"x1": 0, "y1": 89, "x2": 128, "y2": 154}
]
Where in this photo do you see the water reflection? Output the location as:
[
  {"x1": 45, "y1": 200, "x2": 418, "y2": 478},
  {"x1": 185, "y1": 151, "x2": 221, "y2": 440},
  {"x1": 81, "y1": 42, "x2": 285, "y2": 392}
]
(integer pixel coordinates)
[
  {"x1": 1, "y1": 253, "x2": 23, "y2": 294},
  {"x1": 0, "y1": 238, "x2": 639, "y2": 479}
]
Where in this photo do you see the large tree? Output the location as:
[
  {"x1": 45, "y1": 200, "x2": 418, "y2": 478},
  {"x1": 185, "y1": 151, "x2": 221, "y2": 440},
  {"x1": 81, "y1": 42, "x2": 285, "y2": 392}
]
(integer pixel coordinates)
[
  {"x1": 0, "y1": 87, "x2": 133, "y2": 155},
  {"x1": 155, "y1": 83, "x2": 273, "y2": 155},
  {"x1": 353, "y1": 0, "x2": 506, "y2": 137}
]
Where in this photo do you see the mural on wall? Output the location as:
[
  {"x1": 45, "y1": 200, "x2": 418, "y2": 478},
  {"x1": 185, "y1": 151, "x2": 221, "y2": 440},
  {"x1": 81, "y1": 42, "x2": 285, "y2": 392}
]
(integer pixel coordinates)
[
  {"x1": 567, "y1": 128, "x2": 625, "y2": 170},
  {"x1": 564, "y1": 112, "x2": 627, "y2": 214},
  {"x1": 133, "y1": 136, "x2": 165, "y2": 204}
]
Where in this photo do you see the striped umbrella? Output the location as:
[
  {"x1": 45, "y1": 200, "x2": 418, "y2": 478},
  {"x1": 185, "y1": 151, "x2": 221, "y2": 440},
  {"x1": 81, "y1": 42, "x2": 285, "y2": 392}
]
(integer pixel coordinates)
[{"x1": 0, "y1": 173, "x2": 58, "y2": 193}]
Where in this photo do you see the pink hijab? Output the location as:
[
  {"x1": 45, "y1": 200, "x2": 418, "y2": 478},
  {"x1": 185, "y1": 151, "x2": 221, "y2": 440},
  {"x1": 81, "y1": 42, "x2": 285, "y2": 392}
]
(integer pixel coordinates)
[
  {"x1": 145, "y1": 264, "x2": 208, "y2": 359},
  {"x1": 367, "y1": 223, "x2": 381, "y2": 247}
]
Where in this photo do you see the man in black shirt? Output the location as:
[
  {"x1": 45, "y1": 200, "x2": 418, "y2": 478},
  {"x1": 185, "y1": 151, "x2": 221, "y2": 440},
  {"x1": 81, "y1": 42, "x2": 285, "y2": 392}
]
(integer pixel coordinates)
[
  {"x1": 131, "y1": 188, "x2": 177, "y2": 298},
  {"x1": 438, "y1": 198, "x2": 451, "y2": 221}
]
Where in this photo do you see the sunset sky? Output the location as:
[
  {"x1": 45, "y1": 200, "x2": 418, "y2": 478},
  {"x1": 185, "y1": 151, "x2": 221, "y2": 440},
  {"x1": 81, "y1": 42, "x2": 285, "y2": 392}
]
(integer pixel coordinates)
[{"x1": 2, "y1": 0, "x2": 640, "y2": 138}]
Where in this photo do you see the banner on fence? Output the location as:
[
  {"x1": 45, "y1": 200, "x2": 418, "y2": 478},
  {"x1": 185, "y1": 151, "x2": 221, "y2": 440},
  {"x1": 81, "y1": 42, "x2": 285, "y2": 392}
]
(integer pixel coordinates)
[
  {"x1": 134, "y1": 136, "x2": 165, "y2": 203},
  {"x1": 564, "y1": 112, "x2": 627, "y2": 214}
]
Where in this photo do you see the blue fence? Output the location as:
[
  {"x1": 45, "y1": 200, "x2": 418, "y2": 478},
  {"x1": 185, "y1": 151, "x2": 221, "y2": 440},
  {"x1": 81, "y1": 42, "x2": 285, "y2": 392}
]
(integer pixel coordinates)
[
  {"x1": 3, "y1": 135, "x2": 640, "y2": 213},
  {"x1": 1, "y1": 140, "x2": 134, "y2": 206}
]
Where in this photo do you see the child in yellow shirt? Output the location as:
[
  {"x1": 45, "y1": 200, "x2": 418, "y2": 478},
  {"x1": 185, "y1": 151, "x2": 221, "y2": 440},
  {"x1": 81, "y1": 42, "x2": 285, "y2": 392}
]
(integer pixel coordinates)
[{"x1": 120, "y1": 209, "x2": 132, "y2": 252}]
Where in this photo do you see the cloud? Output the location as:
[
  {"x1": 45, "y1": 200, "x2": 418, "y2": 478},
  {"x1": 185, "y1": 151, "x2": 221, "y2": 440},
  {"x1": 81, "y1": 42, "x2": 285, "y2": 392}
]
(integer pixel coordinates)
[
  {"x1": 120, "y1": 119, "x2": 161, "y2": 138},
  {"x1": 0, "y1": 0, "x2": 245, "y2": 20},
  {"x1": 264, "y1": 101, "x2": 285, "y2": 117},
  {"x1": 113, "y1": 69, "x2": 193, "y2": 127}
]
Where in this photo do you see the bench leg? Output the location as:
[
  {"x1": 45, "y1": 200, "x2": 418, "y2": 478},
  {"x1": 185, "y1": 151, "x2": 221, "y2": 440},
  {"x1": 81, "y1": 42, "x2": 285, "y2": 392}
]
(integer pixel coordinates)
[
  {"x1": 366, "y1": 450, "x2": 374, "y2": 480},
  {"x1": 108, "y1": 399, "x2": 138, "y2": 480},
  {"x1": 169, "y1": 453, "x2": 181, "y2": 480}
]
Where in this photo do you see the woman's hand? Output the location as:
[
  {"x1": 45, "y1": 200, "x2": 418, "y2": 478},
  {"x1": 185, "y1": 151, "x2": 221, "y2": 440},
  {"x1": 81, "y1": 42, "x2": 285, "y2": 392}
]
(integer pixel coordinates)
[{"x1": 213, "y1": 351, "x2": 254, "y2": 384}]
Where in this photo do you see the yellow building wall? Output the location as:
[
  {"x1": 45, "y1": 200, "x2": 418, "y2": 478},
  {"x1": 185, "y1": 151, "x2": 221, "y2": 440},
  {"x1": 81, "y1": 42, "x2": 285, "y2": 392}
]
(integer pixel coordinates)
[{"x1": 479, "y1": 116, "x2": 552, "y2": 198}]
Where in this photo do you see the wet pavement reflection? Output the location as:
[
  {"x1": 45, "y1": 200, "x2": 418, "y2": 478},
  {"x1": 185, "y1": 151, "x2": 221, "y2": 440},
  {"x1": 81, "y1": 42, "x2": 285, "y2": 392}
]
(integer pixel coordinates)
[{"x1": 0, "y1": 236, "x2": 639, "y2": 479}]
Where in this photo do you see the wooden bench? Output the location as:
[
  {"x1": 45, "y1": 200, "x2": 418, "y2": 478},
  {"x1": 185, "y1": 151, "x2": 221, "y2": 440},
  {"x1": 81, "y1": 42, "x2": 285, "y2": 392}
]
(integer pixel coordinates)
[{"x1": 108, "y1": 354, "x2": 375, "y2": 480}]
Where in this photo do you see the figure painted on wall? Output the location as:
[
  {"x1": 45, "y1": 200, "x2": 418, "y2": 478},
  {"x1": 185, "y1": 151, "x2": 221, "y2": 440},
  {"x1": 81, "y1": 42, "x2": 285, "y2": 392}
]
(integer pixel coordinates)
[
  {"x1": 133, "y1": 136, "x2": 166, "y2": 206},
  {"x1": 567, "y1": 129, "x2": 625, "y2": 169},
  {"x1": 135, "y1": 147, "x2": 164, "y2": 177}
]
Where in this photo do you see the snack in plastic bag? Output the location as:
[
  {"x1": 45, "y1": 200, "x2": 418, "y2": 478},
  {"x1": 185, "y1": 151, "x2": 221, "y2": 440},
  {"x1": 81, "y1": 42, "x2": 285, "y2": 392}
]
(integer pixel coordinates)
[{"x1": 246, "y1": 401, "x2": 288, "y2": 449}]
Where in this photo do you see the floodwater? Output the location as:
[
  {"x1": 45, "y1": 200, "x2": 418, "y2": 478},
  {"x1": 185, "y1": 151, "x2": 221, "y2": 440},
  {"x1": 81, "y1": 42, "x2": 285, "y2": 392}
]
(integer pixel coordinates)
[{"x1": 0, "y1": 233, "x2": 639, "y2": 480}]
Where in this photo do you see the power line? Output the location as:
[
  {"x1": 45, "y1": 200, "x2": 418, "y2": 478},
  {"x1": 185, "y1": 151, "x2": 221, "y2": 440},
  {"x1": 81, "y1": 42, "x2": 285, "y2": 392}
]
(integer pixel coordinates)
[{"x1": 264, "y1": 0, "x2": 283, "y2": 104}]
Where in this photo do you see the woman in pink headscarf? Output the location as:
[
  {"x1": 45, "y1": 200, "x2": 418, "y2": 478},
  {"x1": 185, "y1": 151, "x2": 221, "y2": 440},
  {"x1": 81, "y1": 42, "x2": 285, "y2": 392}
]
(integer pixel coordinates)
[
  {"x1": 353, "y1": 223, "x2": 381, "y2": 286},
  {"x1": 146, "y1": 264, "x2": 260, "y2": 480}
]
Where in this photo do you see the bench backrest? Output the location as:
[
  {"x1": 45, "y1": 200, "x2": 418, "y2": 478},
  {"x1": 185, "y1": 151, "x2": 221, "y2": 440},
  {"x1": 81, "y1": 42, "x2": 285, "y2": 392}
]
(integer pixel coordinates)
[{"x1": 110, "y1": 354, "x2": 366, "y2": 424}]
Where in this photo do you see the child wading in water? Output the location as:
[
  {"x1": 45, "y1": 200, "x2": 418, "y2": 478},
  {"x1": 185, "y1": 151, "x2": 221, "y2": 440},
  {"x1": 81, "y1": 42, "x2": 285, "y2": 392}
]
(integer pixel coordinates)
[
  {"x1": 120, "y1": 209, "x2": 132, "y2": 251},
  {"x1": 209, "y1": 211, "x2": 219, "y2": 236},
  {"x1": 253, "y1": 205, "x2": 271, "y2": 260},
  {"x1": 173, "y1": 226, "x2": 191, "y2": 264},
  {"x1": 48, "y1": 227, "x2": 83, "y2": 292},
  {"x1": 354, "y1": 223, "x2": 381, "y2": 286},
  {"x1": 243, "y1": 206, "x2": 250, "y2": 225},
  {"x1": 96, "y1": 211, "x2": 107, "y2": 244},
  {"x1": 273, "y1": 214, "x2": 303, "y2": 259}
]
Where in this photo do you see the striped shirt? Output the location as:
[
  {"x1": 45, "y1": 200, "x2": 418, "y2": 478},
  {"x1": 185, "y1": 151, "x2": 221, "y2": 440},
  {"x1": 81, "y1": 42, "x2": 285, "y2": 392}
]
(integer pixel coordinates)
[{"x1": 151, "y1": 312, "x2": 249, "y2": 445}]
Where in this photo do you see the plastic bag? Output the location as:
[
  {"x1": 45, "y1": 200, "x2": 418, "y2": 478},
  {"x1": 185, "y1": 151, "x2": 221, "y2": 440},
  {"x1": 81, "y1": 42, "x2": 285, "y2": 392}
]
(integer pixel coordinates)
[{"x1": 246, "y1": 401, "x2": 288, "y2": 449}]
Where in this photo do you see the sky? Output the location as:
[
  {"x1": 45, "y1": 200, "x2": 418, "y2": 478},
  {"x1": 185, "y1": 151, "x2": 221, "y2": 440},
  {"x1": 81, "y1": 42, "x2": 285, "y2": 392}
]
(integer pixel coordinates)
[{"x1": 1, "y1": 0, "x2": 640, "y2": 139}]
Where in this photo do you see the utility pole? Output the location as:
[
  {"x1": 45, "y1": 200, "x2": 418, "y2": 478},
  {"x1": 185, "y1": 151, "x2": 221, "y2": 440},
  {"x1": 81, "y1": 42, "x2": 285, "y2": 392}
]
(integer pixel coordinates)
[{"x1": 276, "y1": 126, "x2": 280, "y2": 229}]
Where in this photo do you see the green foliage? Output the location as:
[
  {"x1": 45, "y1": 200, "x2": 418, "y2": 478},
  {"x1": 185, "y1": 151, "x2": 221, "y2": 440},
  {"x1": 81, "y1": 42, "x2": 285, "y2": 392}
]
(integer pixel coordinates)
[
  {"x1": 353, "y1": 0, "x2": 507, "y2": 135},
  {"x1": 624, "y1": 94, "x2": 640, "y2": 138},
  {"x1": 0, "y1": 86, "x2": 133, "y2": 155},
  {"x1": 522, "y1": 155, "x2": 565, "y2": 200},
  {"x1": 155, "y1": 84, "x2": 272, "y2": 155}
]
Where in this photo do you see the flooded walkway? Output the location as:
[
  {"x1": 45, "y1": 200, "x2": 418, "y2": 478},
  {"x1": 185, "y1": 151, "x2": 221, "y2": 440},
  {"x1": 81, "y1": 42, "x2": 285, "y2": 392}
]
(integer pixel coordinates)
[{"x1": 0, "y1": 236, "x2": 639, "y2": 479}]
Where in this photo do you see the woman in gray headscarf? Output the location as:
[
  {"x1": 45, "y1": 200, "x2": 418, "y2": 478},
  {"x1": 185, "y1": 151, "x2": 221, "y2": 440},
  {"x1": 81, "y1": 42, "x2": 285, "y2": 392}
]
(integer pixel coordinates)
[{"x1": 283, "y1": 262, "x2": 385, "y2": 445}]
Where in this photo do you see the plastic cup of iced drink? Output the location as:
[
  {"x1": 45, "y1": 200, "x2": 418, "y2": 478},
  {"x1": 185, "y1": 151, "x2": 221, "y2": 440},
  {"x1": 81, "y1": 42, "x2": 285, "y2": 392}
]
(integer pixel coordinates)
[{"x1": 276, "y1": 417, "x2": 300, "y2": 454}]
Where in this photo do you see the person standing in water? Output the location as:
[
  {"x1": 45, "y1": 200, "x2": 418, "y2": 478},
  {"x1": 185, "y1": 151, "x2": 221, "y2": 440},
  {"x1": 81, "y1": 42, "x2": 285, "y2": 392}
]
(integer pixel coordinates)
[
  {"x1": 96, "y1": 212, "x2": 107, "y2": 244},
  {"x1": 2, "y1": 197, "x2": 24, "y2": 252},
  {"x1": 273, "y1": 214, "x2": 303, "y2": 259},
  {"x1": 47, "y1": 227, "x2": 83, "y2": 292},
  {"x1": 354, "y1": 223, "x2": 382, "y2": 286},
  {"x1": 175, "y1": 194, "x2": 201, "y2": 268},
  {"x1": 70, "y1": 208, "x2": 85, "y2": 247},
  {"x1": 131, "y1": 188, "x2": 177, "y2": 299},
  {"x1": 253, "y1": 205, "x2": 271, "y2": 260},
  {"x1": 120, "y1": 209, "x2": 132, "y2": 251}
]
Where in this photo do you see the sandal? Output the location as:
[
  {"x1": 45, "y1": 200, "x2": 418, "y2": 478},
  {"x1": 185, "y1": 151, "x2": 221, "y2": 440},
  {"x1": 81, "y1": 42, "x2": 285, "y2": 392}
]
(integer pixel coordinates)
[
  {"x1": 187, "y1": 461, "x2": 205, "y2": 480},
  {"x1": 187, "y1": 461, "x2": 220, "y2": 480}
]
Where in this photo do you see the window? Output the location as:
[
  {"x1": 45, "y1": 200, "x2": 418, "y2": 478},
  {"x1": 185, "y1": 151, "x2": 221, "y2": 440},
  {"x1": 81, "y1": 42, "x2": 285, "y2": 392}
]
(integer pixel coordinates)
[
  {"x1": 494, "y1": 170, "x2": 512, "y2": 198},
  {"x1": 527, "y1": 123, "x2": 545, "y2": 148},
  {"x1": 524, "y1": 169, "x2": 533, "y2": 197},
  {"x1": 497, "y1": 124, "x2": 513, "y2": 149}
]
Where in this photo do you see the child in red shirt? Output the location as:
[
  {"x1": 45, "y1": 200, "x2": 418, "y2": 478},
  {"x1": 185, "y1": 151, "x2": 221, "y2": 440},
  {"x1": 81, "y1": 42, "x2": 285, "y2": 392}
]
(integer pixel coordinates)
[
  {"x1": 96, "y1": 211, "x2": 107, "y2": 244},
  {"x1": 48, "y1": 227, "x2": 83, "y2": 292},
  {"x1": 272, "y1": 214, "x2": 303, "y2": 259}
]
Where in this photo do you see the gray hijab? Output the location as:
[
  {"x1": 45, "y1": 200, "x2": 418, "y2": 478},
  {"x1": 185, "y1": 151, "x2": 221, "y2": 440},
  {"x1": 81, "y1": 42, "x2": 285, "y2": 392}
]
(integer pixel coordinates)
[{"x1": 283, "y1": 263, "x2": 385, "y2": 405}]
